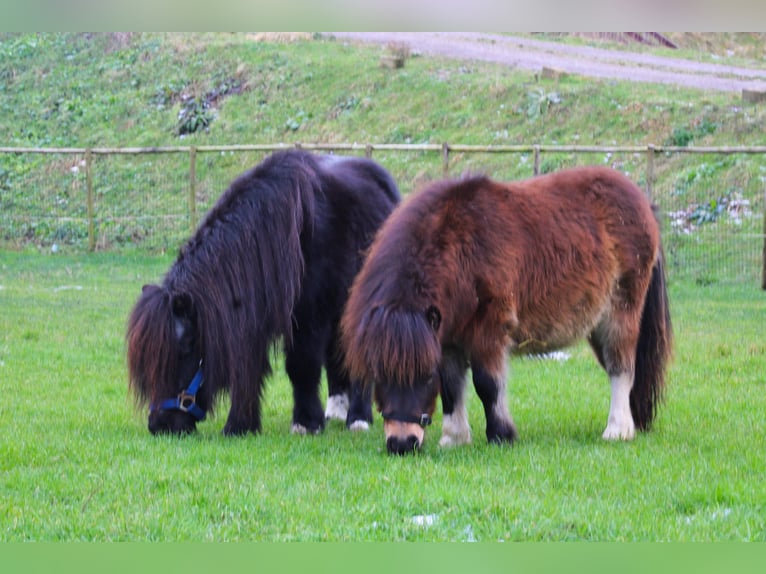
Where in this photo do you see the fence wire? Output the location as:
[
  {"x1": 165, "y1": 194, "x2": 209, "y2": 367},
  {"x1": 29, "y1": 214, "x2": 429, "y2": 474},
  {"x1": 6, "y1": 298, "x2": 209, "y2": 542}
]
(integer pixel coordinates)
[{"x1": 1, "y1": 144, "x2": 764, "y2": 286}]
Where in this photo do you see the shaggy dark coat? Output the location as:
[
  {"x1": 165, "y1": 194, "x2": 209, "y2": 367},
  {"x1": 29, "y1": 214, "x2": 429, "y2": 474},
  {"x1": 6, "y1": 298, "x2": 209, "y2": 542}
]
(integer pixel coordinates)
[{"x1": 128, "y1": 150, "x2": 400, "y2": 435}]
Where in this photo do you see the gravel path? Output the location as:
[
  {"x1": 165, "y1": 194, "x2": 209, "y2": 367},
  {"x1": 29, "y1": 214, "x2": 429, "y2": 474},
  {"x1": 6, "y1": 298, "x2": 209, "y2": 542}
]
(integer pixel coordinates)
[{"x1": 329, "y1": 32, "x2": 766, "y2": 93}]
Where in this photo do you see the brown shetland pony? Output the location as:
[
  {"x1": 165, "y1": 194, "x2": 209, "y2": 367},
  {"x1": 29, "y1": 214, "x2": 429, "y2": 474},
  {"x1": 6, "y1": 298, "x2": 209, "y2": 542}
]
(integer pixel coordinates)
[{"x1": 341, "y1": 166, "x2": 672, "y2": 454}]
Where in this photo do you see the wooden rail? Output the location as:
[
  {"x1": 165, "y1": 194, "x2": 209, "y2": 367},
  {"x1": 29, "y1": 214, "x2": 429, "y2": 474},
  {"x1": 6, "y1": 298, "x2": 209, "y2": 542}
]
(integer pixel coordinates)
[{"x1": 2, "y1": 142, "x2": 765, "y2": 288}]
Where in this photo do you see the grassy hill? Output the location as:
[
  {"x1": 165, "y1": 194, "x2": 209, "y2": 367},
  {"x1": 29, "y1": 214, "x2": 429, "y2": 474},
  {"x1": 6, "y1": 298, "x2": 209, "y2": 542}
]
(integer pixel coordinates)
[
  {"x1": 2, "y1": 33, "x2": 765, "y2": 149},
  {"x1": 1, "y1": 33, "x2": 765, "y2": 284}
]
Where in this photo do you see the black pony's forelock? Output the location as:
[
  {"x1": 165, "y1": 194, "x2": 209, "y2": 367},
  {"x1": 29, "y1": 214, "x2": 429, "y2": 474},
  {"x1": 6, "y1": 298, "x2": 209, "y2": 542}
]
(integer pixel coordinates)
[{"x1": 126, "y1": 284, "x2": 178, "y2": 407}]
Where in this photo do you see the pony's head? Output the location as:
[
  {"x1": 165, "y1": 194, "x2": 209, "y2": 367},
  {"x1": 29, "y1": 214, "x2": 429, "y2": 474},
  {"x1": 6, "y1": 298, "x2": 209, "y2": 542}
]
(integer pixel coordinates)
[
  {"x1": 343, "y1": 299, "x2": 443, "y2": 454},
  {"x1": 127, "y1": 284, "x2": 208, "y2": 435},
  {"x1": 341, "y1": 185, "x2": 457, "y2": 454}
]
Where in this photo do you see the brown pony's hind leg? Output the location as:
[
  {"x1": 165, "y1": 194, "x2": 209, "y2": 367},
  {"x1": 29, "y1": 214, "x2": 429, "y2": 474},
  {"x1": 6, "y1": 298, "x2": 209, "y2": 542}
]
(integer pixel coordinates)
[
  {"x1": 603, "y1": 372, "x2": 635, "y2": 440},
  {"x1": 590, "y1": 307, "x2": 642, "y2": 441}
]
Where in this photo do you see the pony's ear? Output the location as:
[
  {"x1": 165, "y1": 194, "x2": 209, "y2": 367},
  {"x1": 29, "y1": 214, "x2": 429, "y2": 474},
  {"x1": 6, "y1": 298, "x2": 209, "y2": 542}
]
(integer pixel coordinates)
[
  {"x1": 425, "y1": 305, "x2": 441, "y2": 331},
  {"x1": 171, "y1": 292, "x2": 194, "y2": 320}
]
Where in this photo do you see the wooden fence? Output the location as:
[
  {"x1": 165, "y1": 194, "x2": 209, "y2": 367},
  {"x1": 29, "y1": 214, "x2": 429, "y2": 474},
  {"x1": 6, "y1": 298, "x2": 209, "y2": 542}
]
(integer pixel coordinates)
[{"x1": 1, "y1": 142, "x2": 765, "y2": 288}]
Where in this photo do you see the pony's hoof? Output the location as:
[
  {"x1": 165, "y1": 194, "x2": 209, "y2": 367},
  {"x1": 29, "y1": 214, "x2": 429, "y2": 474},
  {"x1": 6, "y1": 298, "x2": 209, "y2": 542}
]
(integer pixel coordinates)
[
  {"x1": 291, "y1": 423, "x2": 322, "y2": 435},
  {"x1": 348, "y1": 420, "x2": 370, "y2": 432},
  {"x1": 486, "y1": 422, "x2": 518, "y2": 445},
  {"x1": 325, "y1": 394, "x2": 349, "y2": 421},
  {"x1": 222, "y1": 425, "x2": 256, "y2": 437},
  {"x1": 439, "y1": 412, "x2": 472, "y2": 447},
  {"x1": 438, "y1": 434, "x2": 471, "y2": 448},
  {"x1": 602, "y1": 424, "x2": 636, "y2": 441}
]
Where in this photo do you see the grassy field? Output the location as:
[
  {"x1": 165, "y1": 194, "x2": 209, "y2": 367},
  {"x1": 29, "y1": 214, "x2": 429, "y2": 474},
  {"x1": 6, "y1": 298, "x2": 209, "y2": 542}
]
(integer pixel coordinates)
[
  {"x1": 1, "y1": 32, "x2": 765, "y2": 543},
  {"x1": 1, "y1": 251, "x2": 764, "y2": 541}
]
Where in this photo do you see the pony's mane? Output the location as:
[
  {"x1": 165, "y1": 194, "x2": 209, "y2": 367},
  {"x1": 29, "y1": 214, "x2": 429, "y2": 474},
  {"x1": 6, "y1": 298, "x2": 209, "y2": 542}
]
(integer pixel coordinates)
[
  {"x1": 341, "y1": 176, "x2": 491, "y2": 386},
  {"x1": 127, "y1": 150, "x2": 322, "y2": 406}
]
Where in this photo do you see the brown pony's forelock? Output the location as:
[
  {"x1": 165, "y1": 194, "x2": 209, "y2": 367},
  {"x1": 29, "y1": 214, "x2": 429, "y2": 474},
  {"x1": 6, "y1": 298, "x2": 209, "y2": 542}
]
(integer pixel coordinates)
[
  {"x1": 126, "y1": 285, "x2": 178, "y2": 408},
  {"x1": 343, "y1": 304, "x2": 441, "y2": 387}
]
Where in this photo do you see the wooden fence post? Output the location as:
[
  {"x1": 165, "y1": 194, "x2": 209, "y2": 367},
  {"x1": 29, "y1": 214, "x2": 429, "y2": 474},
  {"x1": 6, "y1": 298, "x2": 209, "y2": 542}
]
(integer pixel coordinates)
[
  {"x1": 365, "y1": 144, "x2": 372, "y2": 159},
  {"x1": 189, "y1": 146, "x2": 197, "y2": 234},
  {"x1": 85, "y1": 148, "x2": 94, "y2": 252},
  {"x1": 533, "y1": 145, "x2": 540, "y2": 175},
  {"x1": 646, "y1": 144, "x2": 655, "y2": 201},
  {"x1": 762, "y1": 184, "x2": 766, "y2": 290},
  {"x1": 442, "y1": 142, "x2": 450, "y2": 176}
]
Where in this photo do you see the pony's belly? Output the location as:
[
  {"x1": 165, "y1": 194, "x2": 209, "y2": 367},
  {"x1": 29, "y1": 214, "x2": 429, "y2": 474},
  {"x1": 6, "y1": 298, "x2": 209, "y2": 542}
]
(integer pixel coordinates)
[
  {"x1": 509, "y1": 338, "x2": 571, "y2": 356},
  {"x1": 507, "y1": 293, "x2": 610, "y2": 356},
  {"x1": 507, "y1": 319, "x2": 596, "y2": 356}
]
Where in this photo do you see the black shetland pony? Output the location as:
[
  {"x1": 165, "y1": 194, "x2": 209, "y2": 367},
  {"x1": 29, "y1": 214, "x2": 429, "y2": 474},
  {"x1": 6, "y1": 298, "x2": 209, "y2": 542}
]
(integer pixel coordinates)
[
  {"x1": 341, "y1": 166, "x2": 673, "y2": 454},
  {"x1": 128, "y1": 150, "x2": 400, "y2": 436}
]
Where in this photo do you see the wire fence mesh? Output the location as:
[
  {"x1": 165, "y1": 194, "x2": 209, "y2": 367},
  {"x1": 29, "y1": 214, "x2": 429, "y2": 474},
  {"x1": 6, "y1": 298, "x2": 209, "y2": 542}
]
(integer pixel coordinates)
[{"x1": 1, "y1": 144, "x2": 764, "y2": 286}]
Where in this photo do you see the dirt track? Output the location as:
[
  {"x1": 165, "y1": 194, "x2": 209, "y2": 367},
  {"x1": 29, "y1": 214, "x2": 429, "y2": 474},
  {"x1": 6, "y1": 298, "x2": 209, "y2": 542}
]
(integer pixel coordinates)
[{"x1": 329, "y1": 32, "x2": 766, "y2": 93}]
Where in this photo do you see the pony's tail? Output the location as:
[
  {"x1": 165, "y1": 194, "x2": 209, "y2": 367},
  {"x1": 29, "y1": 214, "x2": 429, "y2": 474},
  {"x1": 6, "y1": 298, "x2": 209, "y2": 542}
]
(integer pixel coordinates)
[{"x1": 630, "y1": 247, "x2": 673, "y2": 430}]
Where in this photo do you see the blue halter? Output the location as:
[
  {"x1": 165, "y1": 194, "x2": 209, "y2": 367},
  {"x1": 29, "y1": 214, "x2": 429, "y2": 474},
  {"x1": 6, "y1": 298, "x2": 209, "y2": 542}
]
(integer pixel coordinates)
[{"x1": 150, "y1": 364, "x2": 206, "y2": 421}]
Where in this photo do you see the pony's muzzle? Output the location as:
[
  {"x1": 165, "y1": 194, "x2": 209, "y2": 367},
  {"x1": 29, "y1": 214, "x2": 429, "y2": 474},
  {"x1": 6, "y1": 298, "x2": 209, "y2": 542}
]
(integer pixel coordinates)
[
  {"x1": 384, "y1": 420, "x2": 424, "y2": 455},
  {"x1": 148, "y1": 409, "x2": 198, "y2": 436}
]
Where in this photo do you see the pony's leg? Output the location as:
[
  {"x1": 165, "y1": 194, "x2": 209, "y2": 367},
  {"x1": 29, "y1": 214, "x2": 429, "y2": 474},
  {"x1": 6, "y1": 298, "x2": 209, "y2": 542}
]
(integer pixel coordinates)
[
  {"x1": 471, "y1": 358, "x2": 518, "y2": 444},
  {"x1": 224, "y1": 394, "x2": 263, "y2": 436},
  {"x1": 223, "y1": 352, "x2": 270, "y2": 436},
  {"x1": 324, "y1": 393, "x2": 349, "y2": 422},
  {"x1": 603, "y1": 371, "x2": 636, "y2": 440},
  {"x1": 590, "y1": 314, "x2": 639, "y2": 441},
  {"x1": 223, "y1": 394, "x2": 263, "y2": 436},
  {"x1": 438, "y1": 348, "x2": 472, "y2": 447},
  {"x1": 345, "y1": 383, "x2": 373, "y2": 431},
  {"x1": 324, "y1": 333, "x2": 372, "y2": 431},
  {"x1": 285, "y1": 330, "x2": 327, "y2": 435},
  {"x1": 324, "y1": 334, "x2": 350, "y2": 423}
]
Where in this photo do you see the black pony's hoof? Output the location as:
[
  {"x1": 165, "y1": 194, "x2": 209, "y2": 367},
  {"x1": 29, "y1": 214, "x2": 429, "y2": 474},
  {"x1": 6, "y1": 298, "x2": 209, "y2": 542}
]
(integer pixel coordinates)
[
  {"x1": 486, "y1": 423, "x2": 518, "y2": 445},
  {"x1": 290, "y1": 422, "x2": 324, "y2": 435},
  {"x1": 346, "y1": 417, "x2": 372, "y2": 432},
  {"x1": 222, "y1": 422, "x2": 260, "y2": 437}
]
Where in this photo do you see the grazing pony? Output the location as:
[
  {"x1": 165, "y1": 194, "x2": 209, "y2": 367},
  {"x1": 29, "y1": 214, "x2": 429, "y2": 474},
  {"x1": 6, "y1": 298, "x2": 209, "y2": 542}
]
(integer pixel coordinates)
[
  {"x1": 127, "y1": 150, "x2": 400, "y2": 436},
  {"x1": 341, "y1": 166, "x2": 672, "y2": 454}
]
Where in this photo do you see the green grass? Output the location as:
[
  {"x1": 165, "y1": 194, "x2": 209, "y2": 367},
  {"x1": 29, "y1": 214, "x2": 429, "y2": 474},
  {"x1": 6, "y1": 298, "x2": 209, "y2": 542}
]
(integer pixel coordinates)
[
  {"x1": 1, "y1": 33, "x2": 765, "y2": 541},
  {"x1": 1, "y1": 252, "x2": 764, "y2": 541}
]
